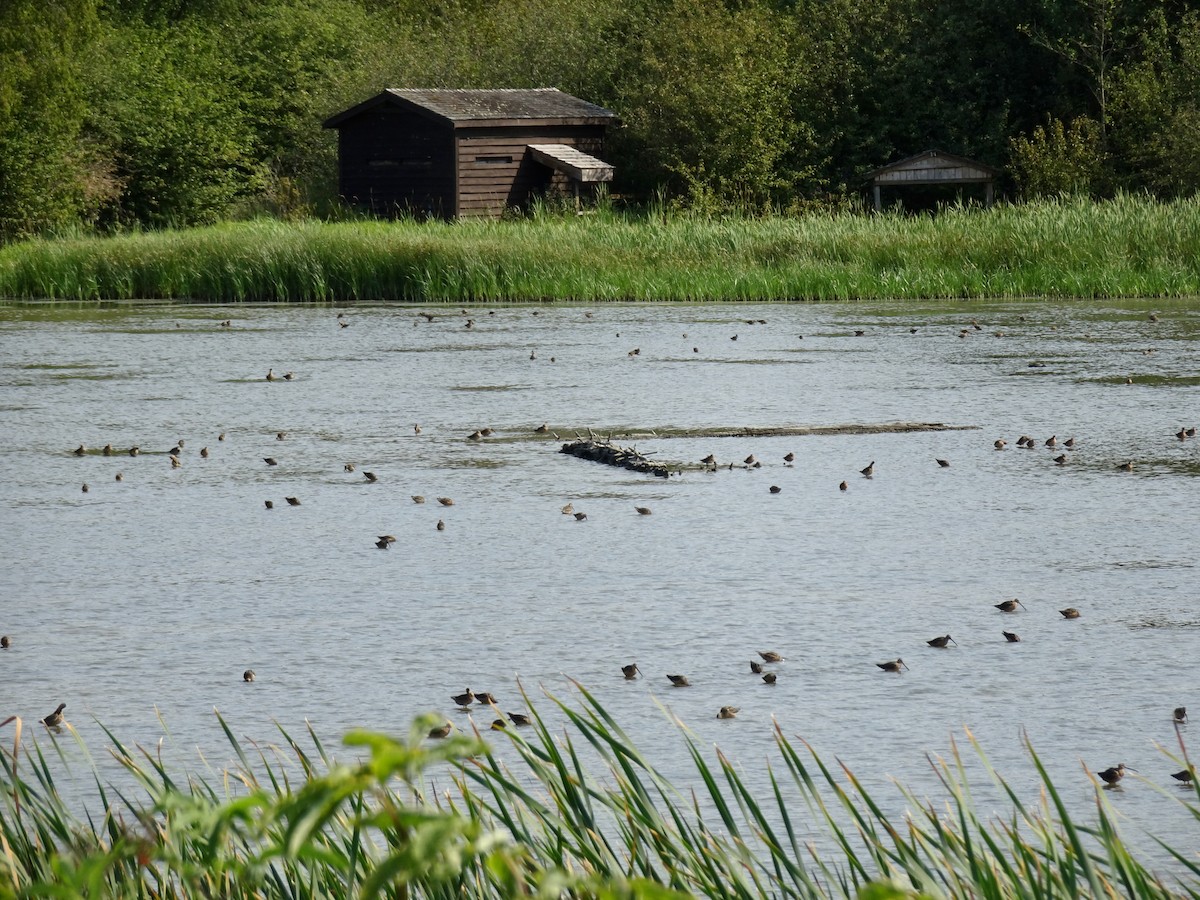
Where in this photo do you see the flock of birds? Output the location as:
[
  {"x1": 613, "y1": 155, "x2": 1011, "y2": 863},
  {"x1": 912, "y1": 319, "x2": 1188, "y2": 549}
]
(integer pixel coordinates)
[{"x1": 13, "y1": 309, "x2": 1194, "y2": 797}]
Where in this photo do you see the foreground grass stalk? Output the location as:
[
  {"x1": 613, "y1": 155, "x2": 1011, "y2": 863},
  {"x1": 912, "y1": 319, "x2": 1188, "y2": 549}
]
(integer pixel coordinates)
[
  {"x1": 0, "y1": 196, "x2": 1198, "y2": 302},
  {"x1": 0, "y1": 692, "x2": 1196, "y2": 897}
]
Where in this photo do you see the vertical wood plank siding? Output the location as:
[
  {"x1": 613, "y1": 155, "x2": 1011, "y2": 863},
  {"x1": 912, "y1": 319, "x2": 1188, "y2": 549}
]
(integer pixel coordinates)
[{"x1": 337, "y1": 107, "x2": 455, "y2": 217}]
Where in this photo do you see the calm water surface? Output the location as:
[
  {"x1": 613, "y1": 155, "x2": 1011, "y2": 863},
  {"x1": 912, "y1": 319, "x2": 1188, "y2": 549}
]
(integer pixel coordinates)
[{"x1": 2, "y1": 300, "x2": 1198, "y2": 873}]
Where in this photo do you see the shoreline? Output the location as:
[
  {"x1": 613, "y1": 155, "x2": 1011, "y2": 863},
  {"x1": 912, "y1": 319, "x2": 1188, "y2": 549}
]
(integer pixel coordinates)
[{"x1": 1, "y1": 195, "x2": 1198, "y2": 303}]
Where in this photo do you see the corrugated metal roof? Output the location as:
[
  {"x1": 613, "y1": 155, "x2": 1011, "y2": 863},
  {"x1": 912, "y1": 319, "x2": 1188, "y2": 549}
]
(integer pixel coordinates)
[{"x1": 386, "y1": 88, "x2": 616, "y2": 122}]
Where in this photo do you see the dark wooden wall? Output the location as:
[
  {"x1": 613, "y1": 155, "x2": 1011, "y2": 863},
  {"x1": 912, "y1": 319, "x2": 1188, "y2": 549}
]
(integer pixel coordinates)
[
  {"x1": 455, "y1": 125, "x2": 607, "y2": 218},
  {"x1": 337, "y1": 109, "x2": 607, "y2": 219},
  {"x1": 337, "y1": 107, "x2": 455, "y2": 217}
]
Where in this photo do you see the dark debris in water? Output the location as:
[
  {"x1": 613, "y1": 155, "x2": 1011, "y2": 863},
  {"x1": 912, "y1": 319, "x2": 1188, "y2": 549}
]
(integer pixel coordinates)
[{"x1": 560, "y1": 439, "x2": 672, "y2": 479}]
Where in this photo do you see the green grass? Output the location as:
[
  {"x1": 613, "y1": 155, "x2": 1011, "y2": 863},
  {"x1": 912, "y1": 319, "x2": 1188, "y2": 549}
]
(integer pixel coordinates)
[
  {"x1": 0, "y1": 195, "x2": 1198, "y2": 302},
  {"x1": 2, "y1": 689, "x2": 1198, "y2": 898}
]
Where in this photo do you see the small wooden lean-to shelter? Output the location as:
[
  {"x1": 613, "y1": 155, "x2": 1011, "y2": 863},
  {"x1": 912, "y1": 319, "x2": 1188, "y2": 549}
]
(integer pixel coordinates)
[
  {"x1": 866, "y1": 150, "x2": 999, "y2": 210},
  {"x1": 322, "y1": 88, "x2": 618, "y2": 219}
]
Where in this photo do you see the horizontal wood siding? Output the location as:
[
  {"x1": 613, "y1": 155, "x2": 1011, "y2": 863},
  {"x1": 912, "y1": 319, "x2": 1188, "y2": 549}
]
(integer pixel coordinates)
[
  {"x1": 338, "y1": 107, "x2": 455, "y2": 217},
  {"x1": 455, "y1": 125, "x2": 607, "y2": 218}
]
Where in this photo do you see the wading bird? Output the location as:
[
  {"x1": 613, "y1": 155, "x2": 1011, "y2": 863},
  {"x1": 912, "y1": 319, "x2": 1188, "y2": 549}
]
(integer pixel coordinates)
[
  {"x1": 717, "y1": 706, "x2": 740, "y2": 719},
  {"x1": 995, "y1": 599, "x2": 1024, "y2": 613},
  {"x1": 42, "y1": 703, "x2": 66, "y2": 728},
  {"x1": 243, "y1": 669, "x2": 255, "y2": 682},
  {"x1": 927, "y1": 635, "x2": 956, "y2": 648},
  {"x1": 1003, "y1": 631, "x2": 1021, "y2": 643},
  {"x1": 1060, "y1": 608, "x2": 1080, "y2": 619},
  {"x1": 877, "y1": 659, "x2": 908, "y2": 673},
  {"x1": 667, "y1": 674, "x2": 690, "y2": 687},
  {"x1": 622, "y1": 664, "x2": 640, "y2": 679}
]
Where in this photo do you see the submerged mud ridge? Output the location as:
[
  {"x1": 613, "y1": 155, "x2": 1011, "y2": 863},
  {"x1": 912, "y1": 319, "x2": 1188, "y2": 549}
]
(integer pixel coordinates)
[{"x1": 559, "y1": 439, "x2": 673, "y2": 478}]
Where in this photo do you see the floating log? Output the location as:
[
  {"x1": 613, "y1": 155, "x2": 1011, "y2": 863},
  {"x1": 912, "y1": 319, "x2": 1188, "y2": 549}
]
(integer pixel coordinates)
[{"x1": 560, "y1": 439, "x2": 671, "y2": 478}]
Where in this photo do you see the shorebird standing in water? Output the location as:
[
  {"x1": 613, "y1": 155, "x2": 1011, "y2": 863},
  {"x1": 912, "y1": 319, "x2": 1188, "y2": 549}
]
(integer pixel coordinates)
[
  {"x1": 1175, "y1": 707, "x2": 1188, "y2": 724},
  {"x1": 995, "y1": 599, "x2": 1025, "y2": 613},
  {"x1": 750, "y1": 660, "x2": 763, "y2": 674},
  {"x1": 1171, "y1": 768, "x2": 1194, "y2": 783},
  {"x1": 243, "y1": 669, "x2": 256, "y2": 682},
  {"x1": 861, "y1": 461, "x2": 875, "y2": 478},
  {"x1": 1060, "y1": 608, "x2": 1081, "y2": 619},
  {"x1": 927, "y1": 635, "x2": 956, "y2": 648},
  {"x1": 758, "y1": 651, "x2": 784, "y2": 663},
  {"x1": 666, "y1": 674, "x2": 690, "y2": 687},
  {"x1": 877, "y1": 659, "x2": 908, "y2": 673},
  {"x1": 717, "y1": 706, "x2": 739, "y2": 719},
  {"x1": 622, "y1": 663, "x2": 640, "y2": 679},
  {"x1": 42, "y1": 703, "x2": 66, "y2": 728},
  {"x1": 1002, "y1": 631, "x2": 1021, "y2": 643},
  {"x1": 762, "y1": 672, "x2": 777, "y2": 684},
  {"x1": 1097, "y1": 763, "x2": 1132, "y2": 786},
  {"x1": 451, "y1": 689, "x2": 475, "y2": 707},
  {"x1": 428, "y1": 722, "x2": 453, "y2": 739}
]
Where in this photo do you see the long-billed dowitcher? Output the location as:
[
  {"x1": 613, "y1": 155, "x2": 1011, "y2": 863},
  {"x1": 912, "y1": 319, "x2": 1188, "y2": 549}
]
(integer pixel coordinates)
[
  {"x1": 285, "y1": 497, "x2": 301, "y2": 506},
  {"x1": 1171, "y1": 768, "x2": 1194, "y2": 783},
  {"x1": 839, "y1": 480, "x2": 848, "y2": 491},
  {"x1": 1097, "y1": 763, "x2": 1131, "y2": 785},
  {"x1": 667, "y1": 674, "x2": 690, "y2": 687},
  {"x1": 622, "y1": 663, "x2": 640, "y2": 679},
  {"x1": 759, "y1": 651, "x2": 784, "y2": 663},
  {"x1": 263, "y1": 457, "x2": 278, "y2": 466},
  {"x1": 428, "y1": 722, "x2": 453, "y2": 739},
  {"x1": 1060, "y1": 608, "x2": 1080, "y2": 619},
  {"x1": 412, "y1": 495, "x2": 425, "y2": 504},
  {"x1": 861, "y1": 461, "x2": 875, "y2": 478},
  {"x1": 375, "y1": 538, "x2": 390, "y2": 549},
  {"x1": 1175, "y1": 707, "x2": 1188, "y2": 724},
  {"x1": 750, "y1": 661, "x2": 763, "y2": 674},
  {"x1": 877, "y1": 658, "x2": 908, "y2": 673},
  {"x1": 74, "y1": 444, "x2": 86, "y2": 456},
  {"x1": 635, "y1": 506, "x2": 652, "y2": 515},
  {"x1": 926, "y1": 635, "x2": 956, "y2": 648},
  {"x1": 508, "y1": 713, "x2": 532, "y2": 726},
  {"x1": 436, "y1": 519, "x2": 445, "y2": 531},
  {"x1": 1002, "y1": 631, "x2": 1021, "y2": 643},
  {"x1": 762, "y1": 672, "x2": 777, "y2": 684},
  {"x1": 451, "y1": 689, "x2": 475, "y2": 707},
  {"x1": 995, "y1": 599, "x2": 1024, "y2": 612},
  {"x1": 0, "y1": 636, "x2": 9, "y2": 649},
  {"x1": 42, "y1": 703, "x2": 66, "y2": 727},
  {"x1": 363, "y1": 472, "x2": 378, "y2": 483},
  {"x1": 437, "y1": 497, "x2": 454, "y2": 506},
  {"x1": 717, "y1": 706, "x2": 739, "y2": 719},
  {"x1": 243, "y1": 669, "x2": 255, "y2": 682}
]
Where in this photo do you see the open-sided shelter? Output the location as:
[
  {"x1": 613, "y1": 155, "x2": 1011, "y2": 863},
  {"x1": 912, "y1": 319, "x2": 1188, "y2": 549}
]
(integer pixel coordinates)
[
  {"x1": 323, "y1": 88, "x2": 618, "y2": 219},
  {"x1": 866, "y1": 150, "x2": 1000, "y2": 210}
]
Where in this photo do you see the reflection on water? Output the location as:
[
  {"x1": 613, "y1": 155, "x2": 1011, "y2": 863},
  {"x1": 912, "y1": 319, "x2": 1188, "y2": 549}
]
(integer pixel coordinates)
[{"x1": 2, "y1": 299, "x2": 1199, "y2": 868}]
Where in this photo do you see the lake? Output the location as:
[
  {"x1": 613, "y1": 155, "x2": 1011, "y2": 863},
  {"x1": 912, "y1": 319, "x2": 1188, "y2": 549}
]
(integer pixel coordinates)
[{"x1": 1, "y1": 300, "x2": 1198, "y2": 873}]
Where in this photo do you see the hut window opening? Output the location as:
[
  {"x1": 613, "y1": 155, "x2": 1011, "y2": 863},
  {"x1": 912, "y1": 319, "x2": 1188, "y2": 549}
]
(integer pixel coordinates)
[{"x1": 475, "y1": 155, "x2": 513, "y2": 164}]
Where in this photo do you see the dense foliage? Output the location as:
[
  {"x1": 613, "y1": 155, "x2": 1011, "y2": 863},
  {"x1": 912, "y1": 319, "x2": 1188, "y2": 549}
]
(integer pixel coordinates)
[{"x1": 1, "y1": 0, "x2": 1199, "y2": 241}]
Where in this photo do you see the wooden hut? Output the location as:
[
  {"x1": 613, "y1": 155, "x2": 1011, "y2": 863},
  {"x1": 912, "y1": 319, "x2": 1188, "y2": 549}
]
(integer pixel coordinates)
[
  {"x1": 866, "y1": 150, "x2": 999, "y2": 210},
  {"x1": 322, "y1": 88, "x2": 618, "y2": 219}
]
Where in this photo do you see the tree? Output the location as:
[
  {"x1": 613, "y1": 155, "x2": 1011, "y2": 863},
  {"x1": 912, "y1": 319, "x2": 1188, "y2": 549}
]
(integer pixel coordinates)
[{"x1": 0, "y1": 0, "x2": 103, "y2": 241}]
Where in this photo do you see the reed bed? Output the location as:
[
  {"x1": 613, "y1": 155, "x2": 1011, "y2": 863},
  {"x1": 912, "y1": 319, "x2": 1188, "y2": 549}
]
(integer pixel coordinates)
[
  {"x1": 0, "y1": 195, "x2": 1198, "y2": 303},
  {"x1": 2, "y1": 689, "x2": 1198, "y2": 898}
]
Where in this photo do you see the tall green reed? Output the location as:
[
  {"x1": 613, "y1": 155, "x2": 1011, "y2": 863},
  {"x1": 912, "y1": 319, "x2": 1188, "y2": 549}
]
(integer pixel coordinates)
[
  {"x1": 0, "y1": 195, "x2": 1197, "y2": 303},
  {"x1": 1, "y1": 689, "x2": 1197, "y2": 897}
]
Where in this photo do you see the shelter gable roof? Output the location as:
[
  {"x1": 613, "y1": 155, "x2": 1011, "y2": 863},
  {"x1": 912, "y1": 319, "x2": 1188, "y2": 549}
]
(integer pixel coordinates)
[
  {"x1": 324, "y1": 88, "x2": 617, "y2": 129},
  {"x1": 866, "y1": 149, "x2": 1001, "y2": 183}
]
